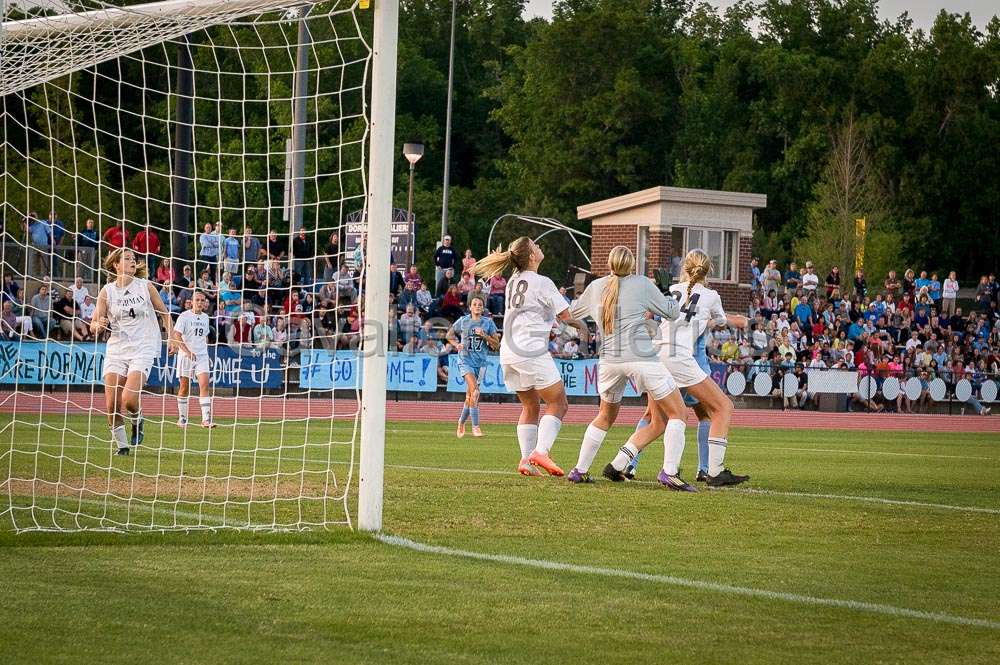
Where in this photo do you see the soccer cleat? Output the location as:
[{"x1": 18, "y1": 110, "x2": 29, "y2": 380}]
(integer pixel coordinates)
[
  {"x1": 527, "y1": 451, "x2": 564, "y2": 477},
  {"x1": 456, "y1": 423, "x2": 466, "y2": 439},
  {"x1": 706, "y1": 468, "x2": 750, "y2": 487},
  {"x1": 130, "y1": 418, "x2": 144, "y2": 446},
  {"x1": 657, "y1": 470, "x2": 698, "y2": 492},
  {"x1": 623, "y1": 466, "x2": 637, "y2": 481},
  {"x1": 201, "y1": 421, "x2": 217, "y2": 429},
  {"x1": 983, "y1": 407, "x2": 992, "y2": 416},
  {"x1": 471, "y1": 426, "x2": 483, "y2": 437},
  {"x1": 695, "y1": 470, "x2": 708, "y2": 482},
  {"x1": 567, "y1": 468, "x2": 594, "y2": 484},
  {"x1": 518, "y1": 459, "x2": 542, "y2": 477},
  {"x1": 115, "y1": 447, "x2": 130, "y2": 456},
  {"x1": 176, "y1": 417, "x2": 188, "y2": 428},
  {"x1": 602, "y1": 463, "x2": 626, "y2": 483}
]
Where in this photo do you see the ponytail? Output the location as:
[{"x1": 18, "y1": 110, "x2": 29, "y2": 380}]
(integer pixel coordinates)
[
  {"x1": 681, "y1": 249, "x2": 712, "y2": 303},
  {"x1": 601, "y1": 245, "x2": 636, "y2": 334},
  {"x1": 473, "y1": 236, "x2": 534, "y2": 280}
]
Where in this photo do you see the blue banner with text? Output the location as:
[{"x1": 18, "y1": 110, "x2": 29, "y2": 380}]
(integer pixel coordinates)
[{"x1": 299, "y1": 350, "x2": 438, "y2": 392}]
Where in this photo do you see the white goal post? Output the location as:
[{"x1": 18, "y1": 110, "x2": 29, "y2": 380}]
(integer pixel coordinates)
[{"x1": 0, "y1": 0, "x2": 397, "y2": 533}]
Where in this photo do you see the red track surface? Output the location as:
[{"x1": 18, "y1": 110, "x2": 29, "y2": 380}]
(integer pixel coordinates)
[{"x1": 1, "y1": 391, "x2": 997, "y2": 433}]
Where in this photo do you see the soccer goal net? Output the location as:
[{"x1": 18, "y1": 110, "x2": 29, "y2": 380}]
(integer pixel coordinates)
[{"x1": 0, "y1": 0, "x2": 397, "y2": 532}]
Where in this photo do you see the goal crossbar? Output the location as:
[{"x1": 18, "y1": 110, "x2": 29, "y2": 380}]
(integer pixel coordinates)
[{"x1": 0, "y1": 0, "x2": 334, "y2": 95}]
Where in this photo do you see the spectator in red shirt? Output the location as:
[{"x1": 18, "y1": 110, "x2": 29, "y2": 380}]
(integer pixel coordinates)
[
  {"x1": 132, "y1": 227, "x2": 161, "y2": 275},
  {"x1": 102, "y1": 224, "x2": 130, "y2": 249}
]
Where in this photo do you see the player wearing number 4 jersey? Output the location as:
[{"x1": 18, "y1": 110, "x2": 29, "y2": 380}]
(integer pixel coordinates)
[
  {"x1": 474, "y1": 237, "x2": 578, "y2": 477},
  {"x1": 564, "y1": 246, "x2": 697, "y2": 490},
  {"x1": 90, "y1": 247, "x2": 177, "y2": 455},
  {"x1": 446, "y1": 295, "x2": 499, "y2": 438},
  {"x1": 657, "y1": 249, "x2": 749, "y2": 487},
  {"x1": 172, "y1": 291, "x2": 215, "y2": 429}
]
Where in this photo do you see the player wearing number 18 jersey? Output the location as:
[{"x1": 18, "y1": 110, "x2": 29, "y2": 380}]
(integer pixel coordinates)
[
  {"x1": 91, "y1": 247, "x2": 176, "y2": 454},
  {"x1": 172, "y1": 291, "x2": 215, "y2": 428},
  {"x1": 474, "y1": 237, "x2": 575, "y2": 477},
  {"x1": 657, "y1": 249, "x2": 749, "y2": 487}
]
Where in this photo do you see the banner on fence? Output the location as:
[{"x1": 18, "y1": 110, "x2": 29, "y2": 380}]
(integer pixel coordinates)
[
  {"x1": 299, "y1": 350, "x2": 438, "y2": 392},
  {"x1": 0, "y1": 342, "x2": 284, "y2": 389}
]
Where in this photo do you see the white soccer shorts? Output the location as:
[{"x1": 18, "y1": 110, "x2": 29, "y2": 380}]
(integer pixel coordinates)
[
  {"x1": 660, "y1": 354, "x2": 709, "y2": 389},
  {"x1": 103, "y1": 344, "x2": 157, "y2": 380},
  {"x1": 176, "y1": 353, "x2": 211, "y2": 379},
  {"x1": 598, "y1": 361, "x2": 676, "y2": 404},
  {"x1": 501, "y1": 356, "x2": 562, "y2": 393}
]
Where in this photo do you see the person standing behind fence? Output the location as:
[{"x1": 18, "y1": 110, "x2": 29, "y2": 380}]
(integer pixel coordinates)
[
  {"x1": 78, "y1": 218, "x2": 99, "y2": 280},
  {"x1": 292, "y1": 227, "x2": 315, "y2": 285},
  {"x1": 25, "y1": 213, "x2": 50, "y2": 277},
  {"x1": 132, "y1": 226, "x2": 161, "y2": 277},
  {"x1": 199, "y1": 223, "x2": 219, "y2": 279}
]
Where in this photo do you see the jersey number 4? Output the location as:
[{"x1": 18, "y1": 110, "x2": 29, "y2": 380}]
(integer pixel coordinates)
[
  {"x1": 128, "y1": 307, "x2": 136, "y2": 318},
  {"x1": 679, "y1": 294, "x2": 700, "y2": 322},
  {"x1": 510, "y1": 280, "x2": 528, "y2": 308}
]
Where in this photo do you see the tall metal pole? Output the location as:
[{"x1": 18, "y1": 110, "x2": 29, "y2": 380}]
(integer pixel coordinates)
[
  {"x1": 289, "y1": 13, "x2": 311, "y2": 234},
  {"x1": 358, "y1": 0, "x2": 399, "y2": 533},
  {"x1": 170, "y1": 35, "x2": 194, "y2": 269},
  {"x1": 439, "y1": 0, "x2": 457, "y2": 241},
  {"x1": 407, "y1": 162, "x2": 415, "y2": 234}
]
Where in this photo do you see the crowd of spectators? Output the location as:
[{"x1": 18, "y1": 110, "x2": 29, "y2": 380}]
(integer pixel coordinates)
[{"x1": 4, "y1": 212, "x2": 998, "y2": 414}]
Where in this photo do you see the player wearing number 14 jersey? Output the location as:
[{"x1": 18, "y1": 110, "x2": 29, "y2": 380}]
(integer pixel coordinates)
[
  {"x1": 657, "y1": 249, "x2": 749, "y2": 487},
  {"x1": 172, "y1": 291, "x2": 215, "y2": 428},
  {"x1": 91, "y1": 247, "x2": 176, "y2": 455}
]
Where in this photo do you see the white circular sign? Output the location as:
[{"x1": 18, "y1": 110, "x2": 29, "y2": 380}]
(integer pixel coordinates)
[
  {"x1": 858, "y1": 376, "x2": 878, "y2": 400},
  {"x1": 726, "y1": 371, "x2": 747, "y2": 396},
  {"x1": 904, "y1": 377, "x2": 923, "y2": 401},
  {"x1": 782, "y1": 373, "x2": 799, "y2": 398},
  {"x1": 981, "y1": 380, "x2": 998, "y2": 402},
  {"x1": 954, "y1": 379, "x2": 972, "y2": 402},
  {"x1": 881, "y1": 377, "x2": 900, "y2": 401},
  {"x1": 929, "y1": 378, "x2": 946, "y2": 402},
  {"x1": 754, "y1": 372, "x2": 772, "y2": 397}
]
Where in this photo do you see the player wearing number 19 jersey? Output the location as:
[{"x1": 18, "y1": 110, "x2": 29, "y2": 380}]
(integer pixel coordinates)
[{"x1": 172, "y1": 291, "x2": 215, "y2": 428}]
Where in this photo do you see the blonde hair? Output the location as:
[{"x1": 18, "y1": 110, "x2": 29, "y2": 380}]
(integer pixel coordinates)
[
  {"x1": 601, "y1": 245, "x2": 635, "y2": 334},
  {"x1": 103, "y1": 246, "x2": 148, "y2": 279},
  {"x1": 681, "y1": 248, "x2": 712, "y2": 301},
  {"x1": 472, "y1": 236, "x2": 534, "y2": 280}
]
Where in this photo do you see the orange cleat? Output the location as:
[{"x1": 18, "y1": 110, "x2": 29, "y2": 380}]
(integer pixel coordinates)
[
  {"x1": 471, "y1": 426, "x2": 483, "y2": 437},
  {"x1": 456, "y1": 423, "x2": 466, "y2": 439},
  {"x1": 201, "y1": 421, "x2": 217, "y2": 429},
  {"x1": 528, "y1": 451, "x2": 564, "y2": 477},
  {"x1": 518, "y1": 459, "x2": 542, "y2": 476}
]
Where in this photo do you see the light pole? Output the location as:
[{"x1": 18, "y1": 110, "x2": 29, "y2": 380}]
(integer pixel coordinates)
[
  {"x1": 440, "y1": 0, "x2": 457, "y2": 241},
  {"x1": 403, "y1": 142, "x2": 423, "y2": 267}
]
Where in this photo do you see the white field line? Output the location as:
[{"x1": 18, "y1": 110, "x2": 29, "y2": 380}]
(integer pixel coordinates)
[
  {"x1": 376, "y1": 533, "x2": 1000, "y2": 631},
  {"x1": 7, "y1": 443, "x2": 999, "y2": 516}
]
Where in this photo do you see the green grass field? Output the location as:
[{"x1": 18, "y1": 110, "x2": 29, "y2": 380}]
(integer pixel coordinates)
[{"x1": 1, "y1": 414, "x2": 998, "y2": 664}]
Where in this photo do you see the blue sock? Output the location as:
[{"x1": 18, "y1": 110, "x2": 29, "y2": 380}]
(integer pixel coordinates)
[
  {"x1": 629, "y1": 418, "x2": 650, "y2": 471},
  {"x1": 470, "y1": 407, "x2": 480, "y2": 427},
  {"x1": 697, "y1": 420, "x2": 710, "y2": 472},
  {"x1": 459, "y1": 405, "x2": 470, "y2": 425}
]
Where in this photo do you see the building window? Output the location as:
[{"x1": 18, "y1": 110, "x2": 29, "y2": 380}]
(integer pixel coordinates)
[{"x1": 683, "y1": 228, "x2": 737, "y2": 282}]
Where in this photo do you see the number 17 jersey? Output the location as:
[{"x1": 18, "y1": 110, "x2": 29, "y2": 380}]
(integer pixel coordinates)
[{"x1": 659, "y1": 281, "x2": 727, "y2": 360}]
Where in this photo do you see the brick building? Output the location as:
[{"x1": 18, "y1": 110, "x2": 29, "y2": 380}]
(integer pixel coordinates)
[{"x1": 577, "y1": 186, "x2": 766, "y2": 311}]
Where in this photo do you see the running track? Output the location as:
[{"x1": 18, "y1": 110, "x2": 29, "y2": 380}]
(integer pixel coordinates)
[{"x1": 1, "y1": 391, "x2": 997, "y2": 433}]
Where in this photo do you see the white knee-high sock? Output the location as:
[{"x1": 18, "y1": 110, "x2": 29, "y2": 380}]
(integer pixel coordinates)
[
  {"x1": 575, "y1": 425, "x2": 607, "y2": 473},
  {"x1": 610, "y1": 440, "x2": 639, "y2": 471},
  {"x1": 516, "y1": 424, "x2": 538, "y2": 460},
  {"x1": 534, "y1": 415, "x2": 561, "y2": 456},
  {"x1": 661, "y1": 419, "x2": 687, "y2": 475},
  {"x1": 708, "y1": 437, "x2": 728, "y2": 476},
  {"x1": 199, "y1": 397, "x2": 212, "y2": 423},
  {"x1": 177, "y1": 397, "x2": 189, "y2": 420},
  {"x1": 111, "y1": 425, "x2": 128, "y2": 450}
]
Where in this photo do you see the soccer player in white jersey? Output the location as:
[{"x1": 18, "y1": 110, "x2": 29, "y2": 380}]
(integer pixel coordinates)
[
  {"x1": 474, "y1": 237, "x2": 574, "y2": 477},
  {"x1": 659, "y1": 249, "x2": 749, "y2": 487},
  {"x1": 564, "y1": 246, "x2": 698, "y2": 489},
  {"x1": 171, "y1": 291, "x2": 215, "y2": 428},
  {"x1": 90, "y1": 247, "x2": 177, "y2": 455}
]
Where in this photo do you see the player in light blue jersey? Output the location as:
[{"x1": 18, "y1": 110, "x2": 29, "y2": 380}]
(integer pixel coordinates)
[{"x1": 446, "y1": 295, "x2": 499, "y2": 438}]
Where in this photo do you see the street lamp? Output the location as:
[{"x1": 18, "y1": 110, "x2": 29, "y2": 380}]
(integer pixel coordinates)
[
  {"x1": 403, "y1": 142, "x2": 424, "y2": 267},
  {"x1": 440, "y1": 0, "x2": 457, "y2": 242}
]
